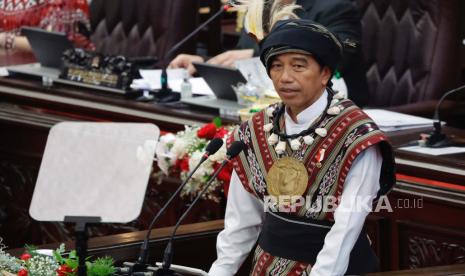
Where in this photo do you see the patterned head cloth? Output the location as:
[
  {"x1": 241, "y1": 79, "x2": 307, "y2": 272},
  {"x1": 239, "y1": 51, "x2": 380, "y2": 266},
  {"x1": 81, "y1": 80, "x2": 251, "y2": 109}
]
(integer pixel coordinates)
[{"x1": 259, "y1": 19, "x2": 343, "y2": 76}]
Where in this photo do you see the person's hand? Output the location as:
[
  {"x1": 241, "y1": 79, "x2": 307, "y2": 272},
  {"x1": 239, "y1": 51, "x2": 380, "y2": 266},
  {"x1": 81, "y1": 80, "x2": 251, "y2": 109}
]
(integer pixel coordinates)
[
  {"x1": 207, "y1": 49, "x2": 254, "y2": 67},
  {"x1": 70, "y1": 33, "x2": 95, "y2": 51},
  {"x1": 168, "y1": 54, "x2": 205, "y2": 75}
]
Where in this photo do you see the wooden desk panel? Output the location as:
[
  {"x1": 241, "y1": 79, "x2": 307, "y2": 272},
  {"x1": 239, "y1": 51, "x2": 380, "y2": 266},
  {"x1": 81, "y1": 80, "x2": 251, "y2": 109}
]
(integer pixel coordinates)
[{"x1": 8, "y1": 220, "x2": 464, "y2": 276}]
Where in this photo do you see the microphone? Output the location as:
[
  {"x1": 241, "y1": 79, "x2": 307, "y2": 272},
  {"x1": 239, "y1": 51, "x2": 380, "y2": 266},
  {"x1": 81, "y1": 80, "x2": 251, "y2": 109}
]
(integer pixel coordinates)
[
  {"x1": 131, "y1": 138, "x2": 224, "y2": 274},
  {"x1": 424, "y1": 84, "x2": 465, "y2": 148},
  {"x1": 155, "y1": 4, "x2": 232, "y2": 103},
  {"x1": 157, "y1": 141, "x2": 245, "y2": 275}
]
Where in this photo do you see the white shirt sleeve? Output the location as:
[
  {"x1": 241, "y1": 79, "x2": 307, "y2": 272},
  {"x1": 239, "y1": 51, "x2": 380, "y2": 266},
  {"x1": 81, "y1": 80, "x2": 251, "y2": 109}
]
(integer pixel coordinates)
[
  {"x1": 310, "y1": 145, "x2": 382, "y2": 276},
  {"x1": 208, "y1": 170, "x2": 264, "y2": 276}
]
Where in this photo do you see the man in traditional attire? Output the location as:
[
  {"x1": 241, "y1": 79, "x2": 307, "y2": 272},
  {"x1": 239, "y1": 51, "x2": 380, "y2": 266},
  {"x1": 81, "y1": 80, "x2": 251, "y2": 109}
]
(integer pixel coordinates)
[{"x1": 208, "y1": 19, "x2": 395, "y2": 276}]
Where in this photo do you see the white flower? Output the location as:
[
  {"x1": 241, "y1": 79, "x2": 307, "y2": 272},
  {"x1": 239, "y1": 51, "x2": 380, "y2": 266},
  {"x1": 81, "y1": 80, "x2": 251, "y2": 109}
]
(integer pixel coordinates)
[
  {"x1": 266, "y1": 106, "x2": 276, "y2": 117},
  {"x1": 315, "y1": 128, "x2": 327, "y2": 137},
  {"x1": 171, "y1": 138, "x2": 188, "y2": 158},
  {"x1": 190, "y1": 151, "x2": 214, "y2": 179},
  {"x1": 331, "y1": 99, "x2": 339, "y2": 106},
  {"x1": 263, "y1": 123, "x2": 273, "y2": 132},
  {"x1": 268, "y1": 133, "x2": 279, "y2": 145},
  {"x1": 334, "y1": 92, "x2": 344, "y2": 100},
  {"x1": 275, "y1": 141, "x2": 286, "y2": 154},
  {"x1": 209, "y1": 141, "x2": 227, "y2": 162},
  {"x1": 159, "y1": 133, "x2": 176, "y2": 144},
  {"x1": 0, "y1": 239, "x2": 22, "y2": 272},
  {"x1": 155, "y1": 142, "x2": 176, "y2": 175},
  {"x1": 327, "y1": 106, "x2": 341, "y2": 115},
  {"x1": 290, "y1": 139, "x2": 301, "y2": 150},
  {"x1": 303, "y1": 135, "x2": 314, "y2": 145},
  {"x1": 26, "y1": 255, "x2": 59, "y2": 276}
]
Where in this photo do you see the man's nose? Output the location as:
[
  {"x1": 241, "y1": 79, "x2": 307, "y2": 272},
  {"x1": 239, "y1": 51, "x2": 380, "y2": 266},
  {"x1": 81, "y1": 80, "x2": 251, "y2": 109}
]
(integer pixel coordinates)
[{"x1": 280, "y1": 67, "x2": 294, "y2": 83}]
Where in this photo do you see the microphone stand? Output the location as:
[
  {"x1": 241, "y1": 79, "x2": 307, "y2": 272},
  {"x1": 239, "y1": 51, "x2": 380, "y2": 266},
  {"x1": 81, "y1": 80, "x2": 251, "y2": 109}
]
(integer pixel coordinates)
[
  {"x1": 154, "y1": 4, "x2": 230, "y2": 103},
  {"x1": 156, "y1": 159, "x2": 232, "y2": 276},
  {"x1": 425, "y1": 84, "x2": 465, "y2": 147},
  {"x1": 130, "y1": 142, "x2": 223, "y2": 274}
]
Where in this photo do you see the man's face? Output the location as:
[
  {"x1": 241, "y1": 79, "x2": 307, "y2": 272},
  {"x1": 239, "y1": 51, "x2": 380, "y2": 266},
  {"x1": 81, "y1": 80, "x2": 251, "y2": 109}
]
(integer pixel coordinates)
[{"x1": 269, "y1": 53, "x2": 331, "y2": 116}]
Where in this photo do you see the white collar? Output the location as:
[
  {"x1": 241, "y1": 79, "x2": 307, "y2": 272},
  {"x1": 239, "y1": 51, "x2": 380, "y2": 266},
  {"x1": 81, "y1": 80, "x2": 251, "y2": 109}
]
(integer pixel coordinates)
[{"x1": 284, "y1": 89, "x2": 328, "y2": 135}]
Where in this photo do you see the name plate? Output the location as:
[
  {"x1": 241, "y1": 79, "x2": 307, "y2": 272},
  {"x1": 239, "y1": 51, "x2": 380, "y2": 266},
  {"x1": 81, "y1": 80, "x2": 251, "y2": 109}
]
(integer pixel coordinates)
[{"x1": 60, "y1": 49, "x2": 135, "y2": 91}]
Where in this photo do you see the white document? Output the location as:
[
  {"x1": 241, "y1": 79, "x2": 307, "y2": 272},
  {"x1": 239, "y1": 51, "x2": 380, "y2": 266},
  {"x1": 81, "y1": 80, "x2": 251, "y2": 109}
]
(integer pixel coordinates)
[
  {"x1": 0, "y1": 67, "x2": 9, "y2": 77},
  {"x1": 234, "y1": 57, "x2": 274, "y2": 90},
  {"x1": 139, "y1": 68, "x2": 186, "y2": 83},
  {"x1": 132, "y1": 69, "x2": 214, "y2": 96},
  {"x1": 399, "y1": 145, "x2": 465, "y2": 156},
  {"x1": 364, "y1": 109, "x2": 434, "y2": 132}
]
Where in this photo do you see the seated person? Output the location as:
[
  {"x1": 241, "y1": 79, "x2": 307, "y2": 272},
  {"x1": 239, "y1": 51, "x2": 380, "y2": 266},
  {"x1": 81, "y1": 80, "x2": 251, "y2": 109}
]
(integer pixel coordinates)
[
  {"x1": 208, "y1": 18, "x2": 395, "y2": 276},
  {"x1": 0, "y1": 0, "x2": 93, "y2": 52},
  {"x1": 169, "y1": 0, "x2": 369, "y2": 106}
]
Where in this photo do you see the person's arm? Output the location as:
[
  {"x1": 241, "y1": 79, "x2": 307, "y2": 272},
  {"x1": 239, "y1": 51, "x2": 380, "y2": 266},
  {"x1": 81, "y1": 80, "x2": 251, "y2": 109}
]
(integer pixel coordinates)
[
  {"x1": 0, "y1": 32, "x2": 31, "y2": 52},
  {"x1": 209, "y1": 170, "x2": 264, "y2": 276},
  {"x1": 310, "y1": 145, "x2": 382, "y2": 276}
]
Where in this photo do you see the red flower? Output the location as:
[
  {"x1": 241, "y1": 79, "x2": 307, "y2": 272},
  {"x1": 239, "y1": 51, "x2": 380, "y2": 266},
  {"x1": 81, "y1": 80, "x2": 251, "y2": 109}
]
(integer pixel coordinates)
[
  {"x1": 18, "y1": 269, "x2": 28, "y2": 276},
  {"x1": 213, "y1": 162, "x2": 233, "y2": 196},
  {"x1": 214, "y1": 127, "x2": 229, "y2": 139},
  {"x1": 20, "y1": 253, "x2": 31, "y2": 261},
  {"x1": 175, "y1": 156, "x2": 190, "y2": 172},
  {"x1": 197, "y1": 123, "x2": 217, "y2": 139},
  {"x1": 57, "y1": 264, "x2": 75, "y2": 276}
]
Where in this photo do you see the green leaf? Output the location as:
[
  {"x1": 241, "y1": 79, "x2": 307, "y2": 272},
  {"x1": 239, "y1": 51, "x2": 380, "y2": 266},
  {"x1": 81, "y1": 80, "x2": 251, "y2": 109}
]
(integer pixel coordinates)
[
  {"x1": 53, "y1": 250, "x2": 64, "y2": 264},
  {"x1": 86, "y1": 256, "x2": 116, "y2": 276},
  {"x1": 69, "y1": 250, "x2": 77, "y2": 259},
  {"x1": 65, "y1": 258, "x2": 79, "y2": 269},
  {"x1": 24, "y1": 244, "x2": 38, "y2": 256},
  {"x1": 213, "y1": 117, "x2": 222, "y2": 128}
]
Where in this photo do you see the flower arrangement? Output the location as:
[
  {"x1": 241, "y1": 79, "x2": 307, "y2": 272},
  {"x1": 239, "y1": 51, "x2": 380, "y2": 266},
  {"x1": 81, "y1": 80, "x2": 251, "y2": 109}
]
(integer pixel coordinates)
[
  {"x1": 0, "y1": 239, "x2": 21, "y2": 275},
  {"x1": 0, "y1": 239, "x2": 115, "y2": 276},
  {"x1": 155, "y1": 118, "x2": 236, "y2": 202}
]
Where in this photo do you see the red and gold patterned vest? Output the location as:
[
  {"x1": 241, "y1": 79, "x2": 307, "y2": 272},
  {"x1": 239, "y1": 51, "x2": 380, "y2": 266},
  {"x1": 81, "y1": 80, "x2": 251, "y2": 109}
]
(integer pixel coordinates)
[{"x1": 228, "y1": 99, "x2": 395, "y2": 221}]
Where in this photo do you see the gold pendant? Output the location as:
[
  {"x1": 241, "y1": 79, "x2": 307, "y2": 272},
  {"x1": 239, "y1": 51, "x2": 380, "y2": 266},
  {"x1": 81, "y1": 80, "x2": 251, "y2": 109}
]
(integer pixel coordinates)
[{"x1": 266, "y1": 157, "x2": 309, "y2": 198}]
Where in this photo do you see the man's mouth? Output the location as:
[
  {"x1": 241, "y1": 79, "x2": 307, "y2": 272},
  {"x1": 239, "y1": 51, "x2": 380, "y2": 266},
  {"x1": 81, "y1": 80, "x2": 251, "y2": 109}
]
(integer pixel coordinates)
[{"x1": 279, "y1": 88, "x2": 299, "y2": 95}]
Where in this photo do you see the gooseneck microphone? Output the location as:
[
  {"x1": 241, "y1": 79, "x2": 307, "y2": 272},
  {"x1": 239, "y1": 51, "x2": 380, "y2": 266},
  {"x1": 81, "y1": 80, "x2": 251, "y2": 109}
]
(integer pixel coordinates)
[
  {"x1": 155, "y1": 4, "x2": 232, "y2": 103},
  {"x1": 131, "y1": 138, "x2": 224, "y2": 274},
  {"x1": 157, "y1": 141, "x2": 245, "y2": 275},
  {"x1": 426, "y1": 83, "x2": 465, "y2": 147}
]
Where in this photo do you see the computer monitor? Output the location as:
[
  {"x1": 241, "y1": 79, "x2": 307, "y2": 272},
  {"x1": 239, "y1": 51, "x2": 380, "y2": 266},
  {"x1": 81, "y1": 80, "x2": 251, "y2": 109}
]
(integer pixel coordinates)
[{"x1": 21, "y1": 26, "x2": 74, "y2": 68}]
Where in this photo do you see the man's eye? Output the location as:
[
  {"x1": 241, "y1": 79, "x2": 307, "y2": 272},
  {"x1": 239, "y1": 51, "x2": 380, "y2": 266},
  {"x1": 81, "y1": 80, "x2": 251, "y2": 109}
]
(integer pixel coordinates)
[{"x1": 271, "y1": 63, "x2": 282, "y2": 69}]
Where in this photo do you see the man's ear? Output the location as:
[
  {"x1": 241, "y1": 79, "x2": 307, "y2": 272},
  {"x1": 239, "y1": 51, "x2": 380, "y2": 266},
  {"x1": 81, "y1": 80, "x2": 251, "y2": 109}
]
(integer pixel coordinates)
[{"x1": 321, "y1": 67, "x2": 332, "y2": 86}]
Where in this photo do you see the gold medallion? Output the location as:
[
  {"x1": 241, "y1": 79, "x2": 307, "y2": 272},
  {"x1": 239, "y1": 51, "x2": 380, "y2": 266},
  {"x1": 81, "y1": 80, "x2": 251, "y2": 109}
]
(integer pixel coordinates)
[{"x1": 266, "y1": 157, "x2": 309, "y2": 198}]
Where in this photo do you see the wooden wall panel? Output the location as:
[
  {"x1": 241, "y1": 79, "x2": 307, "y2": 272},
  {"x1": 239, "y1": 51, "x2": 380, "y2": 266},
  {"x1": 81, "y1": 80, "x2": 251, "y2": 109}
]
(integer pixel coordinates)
[{"x1": 398, "y1": 221, "x2": 465, "y2": 269}]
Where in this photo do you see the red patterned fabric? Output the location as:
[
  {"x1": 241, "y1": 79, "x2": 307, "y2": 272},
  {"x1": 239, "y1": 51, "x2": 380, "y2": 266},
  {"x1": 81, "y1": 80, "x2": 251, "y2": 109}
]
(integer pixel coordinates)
[
  {"x1": 0, "y1": 0, "x2": 92, "y2": 49},
  {"x1": 227, "y1": 99, "x2": 394, "y2": 221},
  {"x1": 251, "y1": 245, "x2": 310, "y2": 276}
]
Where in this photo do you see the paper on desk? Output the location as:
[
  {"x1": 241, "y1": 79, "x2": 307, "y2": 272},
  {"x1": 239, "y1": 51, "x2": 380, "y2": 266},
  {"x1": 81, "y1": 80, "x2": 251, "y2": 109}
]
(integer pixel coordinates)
[
  {"x1": 133, "y1": 69, "x2": 213, "y2": 96},
  {"x1": 399, "y1": 145, "x2": 465, "y2": 156},
  {"x1": 0, "y1": 67, "x2": 9, "y2": 77},
  {"x1": 363, "y1": 109, "x2": 434, "y2": 132},
  {"x1": 139, "y1": 68, "x2": 186, "y2": 82},
  {"x1": 234, "y1": 57, "x2": 274, "y2": 90}
]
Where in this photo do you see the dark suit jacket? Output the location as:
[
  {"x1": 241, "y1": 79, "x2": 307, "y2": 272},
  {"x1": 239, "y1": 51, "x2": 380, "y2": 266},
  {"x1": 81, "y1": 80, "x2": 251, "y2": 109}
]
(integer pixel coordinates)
[{"x1": 236, "y1": 0, "x2": 369, "y2": 107}]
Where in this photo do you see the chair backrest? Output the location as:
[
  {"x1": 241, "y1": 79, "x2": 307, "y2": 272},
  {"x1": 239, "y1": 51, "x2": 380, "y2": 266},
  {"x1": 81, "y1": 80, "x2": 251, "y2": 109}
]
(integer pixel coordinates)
[
  {"x1": 355, "y1": 0, "x2": 463, "y2": 107},
  {"x1": 89, "y1": 0, "x2": 200, "y2": 61}
]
